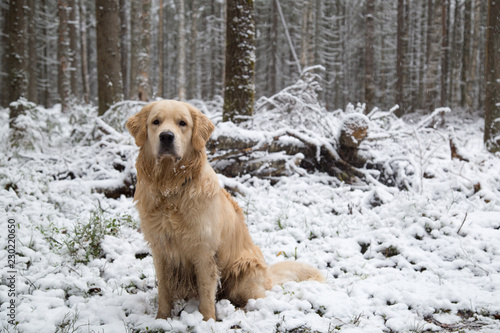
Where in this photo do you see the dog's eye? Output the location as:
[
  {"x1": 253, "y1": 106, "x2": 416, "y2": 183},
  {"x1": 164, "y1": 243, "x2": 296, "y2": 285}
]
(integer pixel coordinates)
[
  {"x1": 152, "y1": 119, "x2": 160, "y2": 126},
  {"x1": 179, "y1": 120, "x2": 187, "y2": 127}
]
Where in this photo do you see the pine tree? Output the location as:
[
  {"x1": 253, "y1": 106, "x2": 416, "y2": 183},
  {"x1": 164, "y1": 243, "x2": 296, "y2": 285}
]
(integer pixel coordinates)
[
  {"x1": 6, "y1": 0, "x2": 28, "y2": 125},
  {"x1": 68, "y1": 0, "x2": 80, "y2": 100},
  {"x1": 79, "y1": 0, "x2": 90, "y2": 104},
  {"x1": 26, "y1": 0, "x2": 38, "y2": 104},
  {"x1": 364, "y1": 0, "x2": 375, "y2": 113},
  {"x1": 188, "y1": 0, "x2": 200, "y2": 100},
  {"x1": 396, "y1": 0, "x2": 406, "y2": 116},
  {"x1": 137, "y1": 0, "x2": 151, "y2": 101},
  {"x1": 468, "y1": 0, "x2": 482, "y2": 110},
  {"x1": 119, "y1": 0, "x2": 129, "y2": 99},
  {"x1": 157, "y1": 0, "x2": 164, "y2": 98},
  {"x1": 223, "y1": 0, "x2": 256, "y2": 123},
  {"x1": 95, "y1": 0, "x2": 123, "y2": 115},
  {"x1": 58, "y1": 0, "x2": 71, "y2": 112},
  {"x1": 128, "y1": 0, "x2": 141, "y2": 100},
  {"x1": 440, "y1": 0, "x2": 449, "y2": 107},
  {"x1": 484, "y1": 0, "x2": 500, "y2": 152},
  {"x1": 177, "y1": 0, "x2": 186, "y2": 100},
  {"x1": 424, "y1": 0, "x2": 442, "y2": 111},
  {"x1": 461, "y1": 0, "x2": 472, "y2": 109}
]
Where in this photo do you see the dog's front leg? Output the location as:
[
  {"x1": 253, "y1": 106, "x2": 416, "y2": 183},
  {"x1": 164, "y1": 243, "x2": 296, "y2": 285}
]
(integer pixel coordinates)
[
  {"x1": 152, "y1": 247, "x2": 173, "y2": 319},
  {"x1": 194, "y1": 253, "x2": 218, "y2": 321}
]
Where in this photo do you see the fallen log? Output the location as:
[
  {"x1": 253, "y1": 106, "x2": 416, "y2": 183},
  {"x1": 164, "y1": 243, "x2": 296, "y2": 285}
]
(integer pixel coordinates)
[
  {"x1": 207, "y1": 124, "x2": 369, "y2": 183},
  {"x1": 338, "y1": 113, "x2": 370, "y2": 167},
  {"x1": 207, "y1": 131, "x2": 310, "y2": 179}
]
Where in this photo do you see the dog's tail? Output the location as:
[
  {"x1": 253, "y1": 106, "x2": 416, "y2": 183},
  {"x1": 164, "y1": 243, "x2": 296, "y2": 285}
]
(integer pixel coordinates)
[{"x1": 267, "y1": 261, "x2": 325, "y2": 285}]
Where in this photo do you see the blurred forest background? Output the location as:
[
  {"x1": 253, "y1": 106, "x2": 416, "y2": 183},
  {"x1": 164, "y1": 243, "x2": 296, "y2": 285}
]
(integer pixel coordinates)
[
  {"x1": 0, "y1": 0, "x2": 489, "y2": 110},
  {"x1": 1, "y1": 0, "x2": 499, "y2": 152}
]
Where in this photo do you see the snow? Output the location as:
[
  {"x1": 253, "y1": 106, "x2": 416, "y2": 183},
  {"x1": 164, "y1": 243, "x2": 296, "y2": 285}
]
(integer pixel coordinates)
[{"x1": 1, "y1": 98, "x2": 500, "y2": 333}]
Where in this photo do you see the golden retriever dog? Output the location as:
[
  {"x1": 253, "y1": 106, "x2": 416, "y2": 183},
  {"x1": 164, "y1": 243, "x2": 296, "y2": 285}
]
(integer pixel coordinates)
[{"x1": 126, "y1": 100, "x2": 325, "y2": 321}]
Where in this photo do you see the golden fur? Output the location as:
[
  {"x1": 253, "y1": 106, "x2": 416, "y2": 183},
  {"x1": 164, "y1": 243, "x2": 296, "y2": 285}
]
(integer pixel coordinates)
[{"x1": 126, "y1": 100, "x2": 325, "y2": 321}]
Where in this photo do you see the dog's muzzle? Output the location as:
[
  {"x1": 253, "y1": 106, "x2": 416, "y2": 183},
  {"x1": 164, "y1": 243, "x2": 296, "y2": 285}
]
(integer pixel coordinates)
[{"x1": 158, "y1": 131, "x2": 179, "y2": 159}]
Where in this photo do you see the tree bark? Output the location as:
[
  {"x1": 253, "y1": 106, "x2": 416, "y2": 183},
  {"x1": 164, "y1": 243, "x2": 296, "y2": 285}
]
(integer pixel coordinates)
[
  {"x1": 39, "y1": 0, "x2": 50, "y2": 107},
  {"x1": 448, "y1": 0, "x2": 460, "y2": 106},
  {"x1": 177, "y1": 0, "x2": 186, "y2": 100},
  {"x1": 396, "y1": 0, "x2": 406, "y2": 116},
  {"x1": 417, "y1": 0, "x2": 427, "y2": 110},
  {"x1": 68, "y1": 0, "x2": 79, "y2": 100},
  {"x1": 27, "y1": 0, "x2": 38, "y2": 104},
  {"x1": 461, "y1": 0, "x2": 472, "y2": 108},
  {"x1": 58, "y1": 0, "x2": 70, "y2": 112},
  {"x1": 440, "y1": 0, "x2": 449, "y2": 107},
  {"x1": 137, "y1": 0, "x2": 151, "y2": 101},
  {"x1": 468, "y1": 0, "x2": 481, "y2": 110},
  {"x1": 223, "y1": 0, "x2": 256, "y2": 123},
  {"x1": 484, "y1": 0, "x2": 500, "y2": 152},
  {"x1": 128, "y1": 0, "x2": 141, "y2": 100},
  {"x1": 425, "y1": 0, "x2": 441, "y2": 111},
  {"x1": 269, "y1": 0, "x2": 279, "y2": 96},
  {"x1": 189, "y1": 0, "x2": 199, "y2": 100},
  {"x1": 364, "y1": 0, "x2": 375, "y2": 114},
  {"x1": 119, "y1": 0, "x2": 129, "y2": 99},
  {"x1": 79, "y1": 0, "x2": 90, "y2": 104},
  {"x1": 95, "y1": 0, "x2": 123, "y2": 115},
  {"x1": 208, "y1": 0, "x2": 219, "y2": 99},
  {"x1": 157, "y1": 0, "x2": 164, "y2": 98},
  {"x1": 6, "y1": 0, "x2": 27, "y2": 124},
  {"x1": 300, "y1": 0, "x2": 313, "y2": 70}
]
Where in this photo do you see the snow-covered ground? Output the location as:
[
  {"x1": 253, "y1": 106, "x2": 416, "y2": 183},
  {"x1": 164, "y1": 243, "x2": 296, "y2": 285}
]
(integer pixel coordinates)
[{"x1": 1, "y1": 97, "x2": 499, "y2": 333}]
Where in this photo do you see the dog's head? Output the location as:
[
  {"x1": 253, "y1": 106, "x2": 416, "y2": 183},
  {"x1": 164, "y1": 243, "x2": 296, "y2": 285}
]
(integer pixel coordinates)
[{"x1": 126, "y1": 100, "x2": 214, "y2": 162}]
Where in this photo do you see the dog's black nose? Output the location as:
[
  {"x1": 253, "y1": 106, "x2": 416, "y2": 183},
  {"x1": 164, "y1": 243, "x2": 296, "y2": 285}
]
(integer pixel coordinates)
[{"x1": 159, "y1": 131, "x2": 175, "y2": 144}]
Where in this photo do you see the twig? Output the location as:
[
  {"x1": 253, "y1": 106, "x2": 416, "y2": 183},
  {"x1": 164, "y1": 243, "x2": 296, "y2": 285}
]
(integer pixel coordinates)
[{"x1": 457, "y1": 212, "x2": 468, "y2": 234}]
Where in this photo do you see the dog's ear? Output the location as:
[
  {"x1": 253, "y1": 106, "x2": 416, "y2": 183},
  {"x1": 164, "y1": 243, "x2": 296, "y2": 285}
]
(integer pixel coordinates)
[
  {"x1": 185, "y1": 103, "x2": 215, "y2": 151},
  {"x1": 126, "y1": 102, "x2": 156, "y2": 147}
]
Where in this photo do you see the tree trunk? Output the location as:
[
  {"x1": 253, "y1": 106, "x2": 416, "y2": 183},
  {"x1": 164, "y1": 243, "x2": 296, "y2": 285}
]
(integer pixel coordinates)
[
  {"x1": 440, "y1": 0, "x2": 449, "y2": 107},
  {"x1": 448, "y1": 0, "x2": 460, "y2": 106},
  {"x1": 68, "y1": 0, "x2": 79, "y2": 100},
  {"x1": 334, "y1": 0, "x2": 345, "y2": 109},
  {"x1": 39, "y1": 0, "x2": 50, "y2": 107},
  {"x1": 119, "y1": 0, "x2": 129, "y2": 99},
  {"x1": 95, "y1": 0, "x2": 123, "y2": 115},
  {"x1": 468, "y1": 0, "x2": 481, "y2": 110},
  {"x1": 396, "y1": 0, "x2": 406, "y2": 116},
  {"x1": 461, "y1": 0, "x2": 471, "y2": 108},
  {"x1": 418, "y1": 0, "x2": 427, "y2": 110},
  {"x1": 137, "y1": 0, "x2": 151, "y2": 101},
  {"x1": 189, "y1": 0, "x2": 199, "y2": 100},
  {"x1": 6, "y1": 0, "x2": 27, "y2": 124},
  {"x1": 158, "y1": 0, "x2": 164, "y2": 98},
  {"x1": 425, "y1": 0, "x2": 441, "y2": 111},
  {"x1": 269, "y1": 0, "x2": 279, "y2": 96},
  {"x1": 128, "y1": 0, "x2": 141, "y2": 100},
  {"x1": 300, "y1": 0, "x2": 312, "y2": 69},
  {"x1": 79, "y1": 0, "x2": 89, "y2": 104},
  {"x1": 223, "y1": 0, "x2": 256, "y2": 123},
  {"x1": 177, "y1": 0, "x2": 186, "y2": 100},
  {"x1": 27, "y1": 0, "x2": 38, "y2": 104},
  {"x1": 208, "y1": 0, "x2": 219, "y2": 99},
  {"x1": 364, "y1": 0, "x2": 375, "y2": 114},
  {"x1": 58, "y1": 0, "x2": 70, "y2": 112},
  {"x1": 484, "y1": 0, "x2": 500, "y2": 152}
]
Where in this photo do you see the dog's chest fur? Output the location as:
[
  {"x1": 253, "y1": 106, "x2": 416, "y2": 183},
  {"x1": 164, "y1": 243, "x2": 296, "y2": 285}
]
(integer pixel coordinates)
[{"x1": 137, "y1": 175, "x2": 221, "y2": 265}]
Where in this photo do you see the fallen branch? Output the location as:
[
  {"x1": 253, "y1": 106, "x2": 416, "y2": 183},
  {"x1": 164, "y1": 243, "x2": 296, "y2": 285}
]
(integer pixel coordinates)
[{"x1": 457, "y1": 212, "x2": 468, "y2": 235}]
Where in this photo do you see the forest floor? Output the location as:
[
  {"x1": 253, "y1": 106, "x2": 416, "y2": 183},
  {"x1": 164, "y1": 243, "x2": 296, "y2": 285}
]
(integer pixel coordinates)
[{"x1": 1, "y1": 96, "x2": 499, "y2": 333}]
